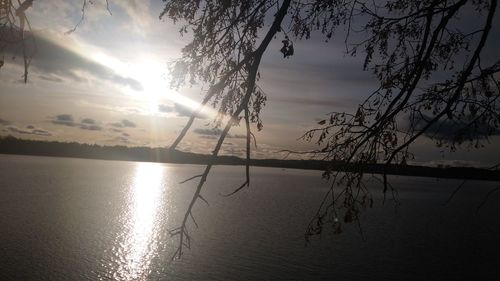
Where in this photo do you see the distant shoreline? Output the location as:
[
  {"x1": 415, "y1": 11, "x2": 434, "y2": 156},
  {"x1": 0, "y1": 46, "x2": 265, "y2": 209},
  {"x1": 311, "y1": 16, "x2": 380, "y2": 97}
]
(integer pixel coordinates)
[{"x1": 1, "y1": 136, "x2": 499, "y2": 181}]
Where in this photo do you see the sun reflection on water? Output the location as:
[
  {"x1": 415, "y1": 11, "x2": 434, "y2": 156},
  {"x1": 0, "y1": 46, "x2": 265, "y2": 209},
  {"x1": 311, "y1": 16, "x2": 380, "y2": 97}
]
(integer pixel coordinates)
[{"x1": 113, "y1": 162, "x2": 167, "y2": 280}]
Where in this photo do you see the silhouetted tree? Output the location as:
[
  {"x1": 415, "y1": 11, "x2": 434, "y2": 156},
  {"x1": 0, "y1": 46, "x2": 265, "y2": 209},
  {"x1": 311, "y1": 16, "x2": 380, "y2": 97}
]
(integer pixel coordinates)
[
  {"x1": 293, "y1": 0, "x2": 500, "y2": 240},
  {"x1": 0, "y1": 0, "x2": 35, "y2": 82},
  {"x1": 159, "y1": 0, "x2": 500, "y2": 257}
]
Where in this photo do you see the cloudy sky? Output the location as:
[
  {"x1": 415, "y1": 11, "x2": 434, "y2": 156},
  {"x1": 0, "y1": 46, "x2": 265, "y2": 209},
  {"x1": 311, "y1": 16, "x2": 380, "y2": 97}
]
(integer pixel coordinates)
[{"x1": 1, "y1": 0, "x2": 499, "y2": 166}]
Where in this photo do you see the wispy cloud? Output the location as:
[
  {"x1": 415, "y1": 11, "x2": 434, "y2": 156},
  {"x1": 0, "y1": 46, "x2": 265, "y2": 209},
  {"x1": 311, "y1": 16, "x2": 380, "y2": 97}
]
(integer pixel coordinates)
[
  {"x1": 2, "y1": 30, "x2": 143, "y2": 90},
  {"x1": 112, "y1": 0, "x2": 154, "y2": 32},
  {"x1": 193, "y1": 128, "x2": 246, "y2": 139},
  {"x1": 158, "y1": 103, "x2": 208, "y2": 119},
  {"x1": 110, "y1": 119, "x2": 136, "y2": 128},
  {"x1": 411, "y1": 114, "x2": 500, "y2": 141},
  {"x1": 4, "y1": 125, "x2": 51, "y2": 136},
  {"x1": 50, "y1": 114, "x2": 103, "y2": 131},
  {"x1": 0, "y1": 118, "x2": 11, "y2": 126}
]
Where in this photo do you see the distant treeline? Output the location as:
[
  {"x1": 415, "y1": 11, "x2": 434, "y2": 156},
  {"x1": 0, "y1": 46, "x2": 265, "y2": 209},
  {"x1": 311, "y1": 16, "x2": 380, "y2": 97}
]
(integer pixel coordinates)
[{"x1": 1, "y1": 136, "x2": 499, "y2": 181}]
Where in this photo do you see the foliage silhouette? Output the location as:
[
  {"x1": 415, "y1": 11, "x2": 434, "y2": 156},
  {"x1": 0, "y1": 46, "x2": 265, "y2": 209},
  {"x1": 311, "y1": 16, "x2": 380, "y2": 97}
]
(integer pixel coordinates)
[
  {"x1": 158, "y1": 0, "x2": 500, "y2": 257},
  {"x1": 0, "y1": 0, "x2": 35, "y2": 82}
]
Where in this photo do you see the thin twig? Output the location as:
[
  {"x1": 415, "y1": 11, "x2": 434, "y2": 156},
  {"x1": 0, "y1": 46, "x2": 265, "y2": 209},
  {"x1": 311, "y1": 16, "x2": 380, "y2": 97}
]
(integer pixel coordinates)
[
  {"x1": 179, "y1": 174, "x2": 203, "y2": 184},
  {"x1": 477, "y1": 186, "x2": 500, "y2": 211}
]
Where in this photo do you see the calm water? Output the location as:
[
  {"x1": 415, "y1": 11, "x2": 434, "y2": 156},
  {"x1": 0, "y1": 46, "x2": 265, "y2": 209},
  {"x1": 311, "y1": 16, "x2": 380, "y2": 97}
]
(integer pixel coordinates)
[{"x1": 0, "y1": 155, "x2": 499, "y2": 281}]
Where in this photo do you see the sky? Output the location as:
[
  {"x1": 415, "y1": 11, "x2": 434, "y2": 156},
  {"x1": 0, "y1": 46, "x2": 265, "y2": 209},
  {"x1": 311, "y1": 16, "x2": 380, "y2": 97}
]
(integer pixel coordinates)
[{"x1": 1, "y1": 0, "x2": 499, "y2": 167}]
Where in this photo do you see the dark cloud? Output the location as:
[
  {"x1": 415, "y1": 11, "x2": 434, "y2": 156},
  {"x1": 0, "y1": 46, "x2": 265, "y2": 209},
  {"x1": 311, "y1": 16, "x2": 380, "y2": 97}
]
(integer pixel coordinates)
[
  {"x1": 121, "y1": 119, "x2": 136, "y2": 128},
  {"x1": 194, "y1": 128, "x2": 223, "y2": 136},
  {"x1": 158, "y1": 104, "x2": 173, "y2": 113},
  {"x1": 193, "y1": 128, "x2": 246, "y2": 139},
  {"x1": 0, "y1": 118, "x2": 11, "y2": 126},
  {"x1": 50, "y1": 114, "x2": 102, "y2": 131},
  {"x1": 2, "y1": 30, "x2": 143, "y2": 90},
  {"x1": 38, "y1": 75, "x2": 64, "y2": 83},
  {"x1": 111, "y1": 119, "x2": 136, "y2": 128},
  {"x1": 51, "y1": 114, "x2": 76, "y2": 126},
  {"x1": 159, "y1": 103, "x2": 208, "y2": 119},
  {"x1": 80, "y1": 124, "x2": 102, "y2": 131},
  {"x1": 81, "y1": 118, "x2": 96, "y2": 125},
  {"x1": 270, "y1": 96, "x2": 360, "y2": 108},
  {"x1": 6, "y1": 126, "x2": 51, "y2": 136},
  {"x1": 0, "y1": 119, "x2": 51, "y2": 136},
  {"x1": 411, "y1": 114, "x2": 500, "y2": 141},
  {"x1": 175, "y1": 103, "x2": 205, "y2": 118},
  {"x1": 198, "y1": 135, "x2": 218, "y2": 140}
]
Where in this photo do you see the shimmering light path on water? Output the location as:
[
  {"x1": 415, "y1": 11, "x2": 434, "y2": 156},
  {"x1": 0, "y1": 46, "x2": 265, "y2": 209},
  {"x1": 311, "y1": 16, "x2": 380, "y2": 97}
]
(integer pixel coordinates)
[{"x1": 112, "y1": 163, "x2": 167, "y2": 280}]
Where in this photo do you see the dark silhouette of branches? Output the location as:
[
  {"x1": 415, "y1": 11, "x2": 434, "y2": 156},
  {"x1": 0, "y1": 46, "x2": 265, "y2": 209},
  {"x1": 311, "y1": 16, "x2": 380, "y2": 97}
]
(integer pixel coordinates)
[
  {"x1": 295, "y1": 0, "x2": 500, "y2": 238},
  {"x1": 65, "y1": 0, "x2": 112, "y2": 34},
  {"x1": 0, "y1": 0, "x2": 35, "y2": 82},
  {"x1": 162, "y1": 0, "x2": 499, "y2": 254},
  {"x1": 161, "y1": 0, "x2": 293, "y2": 259},
  {"x1": 477, "y1": 186, "x2": 500, "y2": 210},
  {"x1": 1, "y1": 0, "x2": 112, "y2": 80}
]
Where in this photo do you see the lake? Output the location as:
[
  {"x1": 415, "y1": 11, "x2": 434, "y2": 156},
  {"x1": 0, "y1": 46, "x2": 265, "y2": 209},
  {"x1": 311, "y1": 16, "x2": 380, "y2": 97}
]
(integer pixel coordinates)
[{"x1": 0, "y1": 154, "x2": 499, "y2": 280}]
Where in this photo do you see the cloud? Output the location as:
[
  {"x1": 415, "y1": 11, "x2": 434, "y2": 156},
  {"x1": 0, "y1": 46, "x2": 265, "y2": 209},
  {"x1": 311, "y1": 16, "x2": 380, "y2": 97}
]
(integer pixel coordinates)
[
  {"x1": 111, "y1": 119, "x2": 136, "y2": 128},
  {"x1": 411, "y1": 114, "x2": 500, "y2": 141},
  {"x1": 193, "y1": 128, "x2": 223, "y2": 136},
  {"x1": 121, "y1": 119, "x2": 136, "y2": 128},
  {"x1": 51, "y1": 114, "x2": 76, "y2": 126},
  {"x1": 193, "y1": 128, "x2": 246, "y2": 139},
  {"x1": 0, "y1": 119, "x2": 51, "y2": 137},
  {"x1": 50, "y1": 114, "x2": 103, "y2": 131},
  {"x1": 38, "y1": 75, "x2": 64, "y2": 83},
  {"x1": 79, "y1": 118, "x2": 103, "y2": 130},
  {"x1": 80, "y1": 124, "x2": 103, "y2": 131},
  {"x1": 112, "y1": 0, "x2": 154, "y2": 31},
  {"x1": 270, "y1": 96, "x2": 359, "y2": 108},
  {"x1": 0, "y1": 118, "x2": 11, "y2": 126},
  {"x1": 418, "y1": 159, "x2": 483, "y2": 168},
  {"x1": 174, "y1": 103, "x2": 203, "y2": 118},
  {"x1": 81, "y1": 118, "x2": 96, "y2": 124},
  {"x1": 158, "y1": 104, "x2": 173, "y2": 113},
  {"x1": 6, "y1": 125, "x2": 51, "y2": 136},
  {"x1": 2, "y1": 30, "x2": 143, "y2": 90},
  {"x1": 107, "y1": 136, "x2": 131, "y2": 144},
  {"x1": 158, "y1": 103, "x2": 208, "y2": 119}
]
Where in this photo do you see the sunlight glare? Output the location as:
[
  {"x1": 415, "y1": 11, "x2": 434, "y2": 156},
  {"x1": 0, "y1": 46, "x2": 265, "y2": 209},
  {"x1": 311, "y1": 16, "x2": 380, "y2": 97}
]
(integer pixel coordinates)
[
  {"x1": 87, "y1": 50, "x2": 219, "y2": 118},
  {"x1": 114, "y1": 162, "x2": 166, "y2": 280}
]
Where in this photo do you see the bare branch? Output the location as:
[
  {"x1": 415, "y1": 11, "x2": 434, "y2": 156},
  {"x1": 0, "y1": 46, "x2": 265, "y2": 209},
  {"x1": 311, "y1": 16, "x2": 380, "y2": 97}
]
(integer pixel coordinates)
[
  {"x1": 477, "y1": 186, "x2": 500, "y2": 211},
  {"x1": 179, "y1": 174, "x2": 203, "y2": 184}
]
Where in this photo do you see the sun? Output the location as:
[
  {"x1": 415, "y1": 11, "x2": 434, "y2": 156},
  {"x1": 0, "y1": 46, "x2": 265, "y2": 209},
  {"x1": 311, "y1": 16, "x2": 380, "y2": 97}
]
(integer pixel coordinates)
[
  {"x1": 90, "y1": 51, "x2": 217, "y2": 118},
  {"x1": 132, "y1": 59, "x2": 168, "y2": 113},
  {"x1": 131, "y1": 58, "x2": 217, "y2": 118}
]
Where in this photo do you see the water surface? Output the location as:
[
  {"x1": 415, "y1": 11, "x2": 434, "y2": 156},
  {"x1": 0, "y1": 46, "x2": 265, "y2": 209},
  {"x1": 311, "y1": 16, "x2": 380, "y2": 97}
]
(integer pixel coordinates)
[{"x1": 0, "y1": 155, "x2": 499, "y2": 280}]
